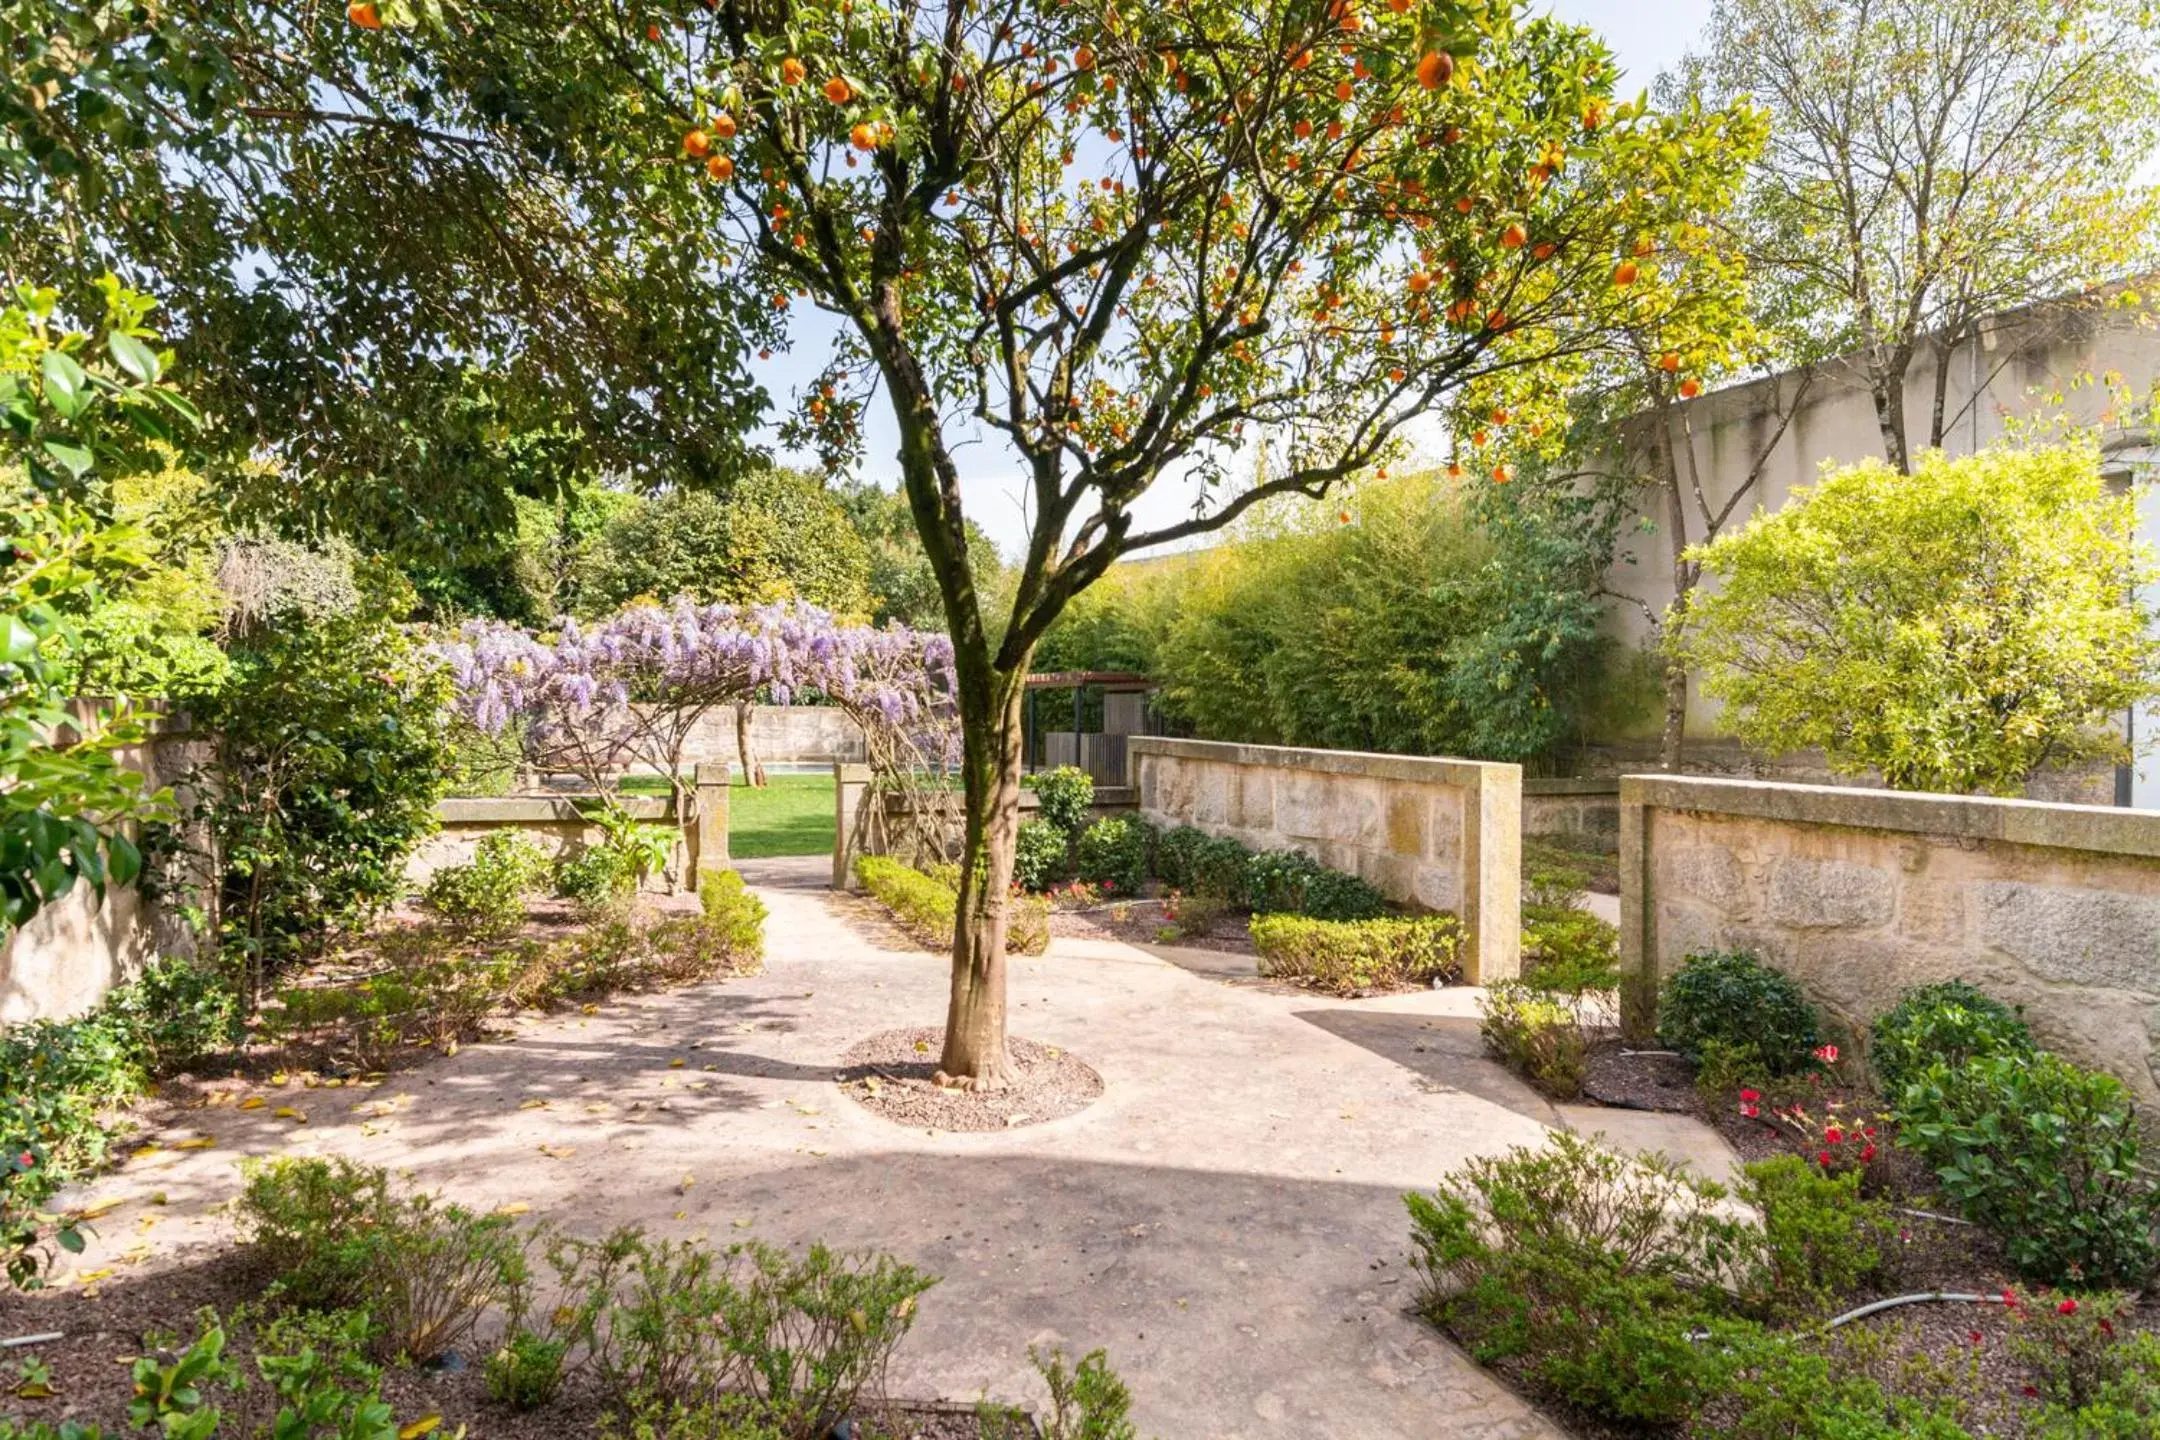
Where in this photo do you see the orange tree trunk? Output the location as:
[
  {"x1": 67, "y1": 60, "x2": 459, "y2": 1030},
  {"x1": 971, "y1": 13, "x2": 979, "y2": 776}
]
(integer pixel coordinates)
[{"x1": 935, "y1": 662, "x2": 1029, "y2": 1090}]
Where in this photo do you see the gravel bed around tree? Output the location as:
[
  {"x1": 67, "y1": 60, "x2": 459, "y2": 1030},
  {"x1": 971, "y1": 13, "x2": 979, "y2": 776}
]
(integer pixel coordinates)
[{"x1": 836, "y1": 1028, "x2": 1103, "y2": 1132}]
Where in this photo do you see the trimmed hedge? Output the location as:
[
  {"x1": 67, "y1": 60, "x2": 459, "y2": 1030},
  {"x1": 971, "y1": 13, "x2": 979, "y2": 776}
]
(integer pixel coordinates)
[
  {"x1": 855, "y1": 855, "x2": 1050, "y2": 956},
  {"x1": 1250, "y1": 913, "x2": 1462, "y2": 995}
]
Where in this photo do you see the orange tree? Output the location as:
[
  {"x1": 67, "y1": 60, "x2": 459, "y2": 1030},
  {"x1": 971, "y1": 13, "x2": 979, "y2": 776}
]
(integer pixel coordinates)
[{"x1": 382, "y1": 0, "x2": 1756, "y2": 1087}]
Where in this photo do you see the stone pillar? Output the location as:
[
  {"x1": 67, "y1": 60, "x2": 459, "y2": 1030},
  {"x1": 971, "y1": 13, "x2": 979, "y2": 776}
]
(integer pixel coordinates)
[
  {"x1": 1617, "y1": 779, "x2": 1657, "y2": 1042},
  {"x1": 692, "y1": 761, "x2": 731, "y2": 884},
  {"x1": 1458, "y1": 764, "x2": 1522, "y2": 986},
  {"x1": 833, "y1": 763, "x2": 873, "y2": 890}
]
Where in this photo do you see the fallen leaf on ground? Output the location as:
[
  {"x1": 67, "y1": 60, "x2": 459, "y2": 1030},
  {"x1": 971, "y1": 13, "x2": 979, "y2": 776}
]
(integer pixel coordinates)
[
  {"x1": 398, "y1": 1416, "x2": 442, "y2": 1439},
  {"x1": 273, "y1": 1107, "x2": 306, "y2": 1122},
  {"x1": 519, "y1": 1098, "x2": 550, "y2": 1110},
  {"x1": 171, "y1": 1136, "x2": 215, "y2": 1151},
  {"x1": 668, "y1": 1058, "x2": 686, "y2": 1069},
  {"x1": 493, "y1": 1202, "x2": 531, "y2": 1217},
  {"x1": 240, "y1": 1097, "x2": 267, "y2": 1111},
  {"x1": 538, "y1": 1144, "x2": 575, "y2": 1159}
]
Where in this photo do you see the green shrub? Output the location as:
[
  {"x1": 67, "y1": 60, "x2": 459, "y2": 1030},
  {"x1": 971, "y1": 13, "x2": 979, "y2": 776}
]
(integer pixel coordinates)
[
  {"x1": 192, "y1": 600, "x2": 452, "y2": 989},
  {"x1": 1705, "y1": 1333, "x2": 1978, "y2": 1440},
  {"x1": 423, "y1": 831, "x2": 550, "y2": 937},
  {"x1": 1158, "y1": 890, "x2": 1228, "y2": 941},
  {"x1": 556, "y1": 846, "x2": 637, "y2": 914},
  {"x1": 1154, "y1": 826, "x2": 1252, "y2": 903},
  {"x1": 101, "y1": 957, "x2": 243, "y2": 1077},
  {"x1": 1478, "y1": 981, "x2": 1587, "y2": 1098},
  {"x1": 854, "y1": 856, "x2": 1049, "y2": 956},
  {"x1": 1520, "y1": 905, "x2": 1620, "y2": 995},
  {"x1": 235, "y1": 1155, "x2": 521, "y2": 1362},
  {"x1": 1241, "y1": 847, "x2": 1385, "y2": 920},
  {"x1": 1733, "y1": 1155, "x2": 1892, "y2": 1320},
  {"x1": 1251, "y1": 913, "x2": 1460, "y2": 994},
  {"x1": 1406, "y1": 1132, "x2": 1755, "y2": 1424},
  {"x1": 583, "y1": 1230, "x2": 933, "y2": 1437},
  {"x1": 2011, "y1": 1288, "x2": 2139, "y2": 1410},
  {"x1": 1521, "y1": 840, "x2": 1592, "y2": 909},
  {"x1": 1658, "y1": 950, "x2": 1820, "y2": 1075},
  {"x1": 1895, "y1": 1051, "x2": 2160, "y2": 1287},
  {"x1": 486, "y1": 1329, "x2": 572, "y2": 1411},
  {"x1": 991, "y1": 1347, "x2": 1138, "y2": 1440},
  {"x1": 1074, "y1": 816, "x2": 1151, "y2": 895},
  {"x1": 2031, "y1": 1332, "x2": 2160, "y2": 1438},
  {"x1": 697, "y1": 869, "x2": 767, "y2": 962},
  {"x1": 1013, "y1": 818, "x2": 1070, "y2": 892},
  {"x1": 1869, "y1": 979, "x2": 2033, "y2": 1096},
  {"x1": 1024, "y1": 766, "x2": 1094, "y2": 836}
]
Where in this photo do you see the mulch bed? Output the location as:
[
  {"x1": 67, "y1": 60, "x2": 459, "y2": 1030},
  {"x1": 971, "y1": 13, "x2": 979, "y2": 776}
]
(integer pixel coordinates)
[
  {"x1": 1578, "y1": 1043, "x2": 1698, "y2": 1113},
  {"x1": 1, "y1": 1251, "x2": 1023, "y2": 1439},
  {"x1": 836, "y1": 1027, "x2": 1103, "y2": 1132},
  {"x1": 1045, "y1": 894, "x2": 1257, "y2": 956}
]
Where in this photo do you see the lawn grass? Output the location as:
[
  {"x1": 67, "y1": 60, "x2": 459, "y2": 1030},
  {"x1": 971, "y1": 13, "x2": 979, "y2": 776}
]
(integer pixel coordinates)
[{"x1": 619, "y1": 771, "x2": 835, "y2": 858}]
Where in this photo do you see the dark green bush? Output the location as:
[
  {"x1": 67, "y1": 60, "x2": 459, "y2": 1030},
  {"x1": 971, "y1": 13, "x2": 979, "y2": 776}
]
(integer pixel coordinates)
[
  {"x1": 1154, "y1": 826, "x2": 1252, "y2": 903},
  {"x1": 1657, "y1": 950, "x2": 1820, "y2": 1076},
  {"x1": 193, "y1": 601, "x2": 452, "y2": 991},
  {"x1": 486, "y1": 1329, "x2": 571, "y2": 1412},
  {"x1": 1013, "y1": 817, "x2": 1069, "y2": 892},
  {"x1": 854, "y1": 855, "x2": 1048, "y2": 955},
  {"x1": 1074, "y1": 816, "x2": 1151, "y2": 894},
  {"x1": 1705, "y1": 1333, "x2": 1978, "y2": 1440},
  {"x1": 1895, "y1": 1051, "x2": 2160, "y2": 1287},
  {"x1": 1241, "y1": 847, "x2": 1386, "y2": 919},
  {"x1": 1869, "y1": 979, "x2": 2033, "y2": 1095},
  {"x1": 422, "y1": 831, "x2": 549, "y2": 937},
  {"x1": 101, "y1": 957, "x2": 243, "y2": 1077},
  {"x1": 1024, "y1": 765, "x2": 1094, "y2": 836},
  {"x1": 1478, "y1": 981, "x2": 1587, "y2": 1098},
  {"x1": 1251, "y1": 913, "x2": 1460, "y2": 994}
]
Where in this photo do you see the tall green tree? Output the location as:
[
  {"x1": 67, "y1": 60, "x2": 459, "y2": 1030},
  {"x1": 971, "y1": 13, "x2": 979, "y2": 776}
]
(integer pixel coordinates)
[
  {"x1": 581, "y1": 468, "x2": 874, "y2": 618},
  {"x1": 1689, "y1": 0, "x2": 2160, "y2": 472},
  {"x1": 1679, "y1": 441, "x2": 2160, "y2": 794},
  {"x1": 2, "y1": 2, "x2": 780, "y2": 543}
]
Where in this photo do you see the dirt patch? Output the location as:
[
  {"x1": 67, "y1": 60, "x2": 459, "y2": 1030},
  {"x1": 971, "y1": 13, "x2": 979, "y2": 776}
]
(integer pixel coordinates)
[
  {"x1": 1047, "y1": 896, "x2": 1257, "y2": 956},
  {"x1": 836, "y1": 1027, "x2": 1103, "y2": 1132},
  {"x1": 1578, "y1": 1043, "x2": 1698, "y2": 1113}
]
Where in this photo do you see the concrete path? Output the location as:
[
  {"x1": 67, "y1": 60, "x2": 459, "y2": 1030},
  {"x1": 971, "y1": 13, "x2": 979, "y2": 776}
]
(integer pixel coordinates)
[{"x1": 45, "y1": 858, "x2": 1739, "y2": 1437}]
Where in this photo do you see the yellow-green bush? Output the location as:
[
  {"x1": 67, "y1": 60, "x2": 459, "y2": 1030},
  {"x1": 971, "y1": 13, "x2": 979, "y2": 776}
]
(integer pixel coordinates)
[
  {"x1": 1249, "y1": 913, "x2": 1461, "y2": 994},
  {"x1": 697, "y1": 869, "x2": 768, "y2": 962},
  {"x1": 854, "y1": 855, "x2": 1049, "y2": 956}
]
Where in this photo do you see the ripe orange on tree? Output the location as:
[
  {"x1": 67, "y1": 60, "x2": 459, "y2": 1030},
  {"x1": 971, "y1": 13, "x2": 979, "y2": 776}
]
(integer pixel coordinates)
[
  {"x1": 1417, "y1": 52, "x2": 1453, "y2": 89},
  {"x1": 347, "y1": 1, "x2": 381, "y2": 27},
  {"x1": 706, "y1": 155, "x2": 735, "y2": 182},
  {"x1": 780, "y1": 57, "x2": 807, "y2": 85},
  {"x1": 824, "y1": 75, "x2": 854, "y2": 104},
  {"x1": 1612, "y1": 259, "x2": 1639, "y2": 286},
  {"x1": 684, "y1": 129, "x2": 712, "y2": 157}
]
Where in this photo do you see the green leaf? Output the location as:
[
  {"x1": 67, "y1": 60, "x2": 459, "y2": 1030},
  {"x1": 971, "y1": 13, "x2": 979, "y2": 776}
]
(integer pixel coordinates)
[
  {"x1": 42, "y1": 438, "x2": 95, "y2": 479},
  {"x1": 107, "y1": 329, "x2": 161, "y2": 383},
  {"x1": 39, "y1": 350, "x2": 89, "y2": 420},
  {"x1": 1, "y1": 614, "x2": 38, "y2": 663}
]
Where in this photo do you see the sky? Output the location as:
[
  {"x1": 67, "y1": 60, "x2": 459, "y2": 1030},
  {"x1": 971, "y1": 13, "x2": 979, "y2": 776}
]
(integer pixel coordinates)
[{"x1": 758, "y1": 0, "x2": 1719, "y2": 561}]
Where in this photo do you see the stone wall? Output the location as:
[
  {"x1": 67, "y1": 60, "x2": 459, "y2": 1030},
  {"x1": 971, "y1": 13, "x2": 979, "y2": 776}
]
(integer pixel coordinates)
[
  {"x1": 831, "y1": 766, "x2": 1137, "y2": 888},
  {"x1": 1129, "y1": 737, "x2": 1521, "y2": 983},
  {"x1": 1524, "y1": 779, "x2": 1620, "y2": 854},
  {"x1": 674, "y1": 704, "x2": 862, "y2": 768},
  {"x1": 1619, "y1": 774, "x2": 2160, "y2": 1107},
  {"x1": 0, "y1": 711, "x2": 206, "y2": 1024}
]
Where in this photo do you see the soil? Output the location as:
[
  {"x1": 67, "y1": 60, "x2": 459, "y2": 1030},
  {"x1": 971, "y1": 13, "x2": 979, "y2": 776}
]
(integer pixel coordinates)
[
  {"x1": 1046, "y1": 895, "x2": 1257, "y2": 956},
  {"x1": 835, "y1": 1027, "x2": 1104, "y2": 1132},
  {"x1": 0, "y1": 1250, "x2": 1027, "y2": 1439},
  {"x1": 1577, "y1": 1044, "x2": 1697, "y2": 1113}
]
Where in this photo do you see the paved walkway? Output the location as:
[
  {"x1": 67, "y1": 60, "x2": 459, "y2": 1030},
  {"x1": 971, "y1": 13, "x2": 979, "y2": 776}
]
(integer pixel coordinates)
[{"x1": 45, "y1": 858, "x2": 1734, "y2": 1437}]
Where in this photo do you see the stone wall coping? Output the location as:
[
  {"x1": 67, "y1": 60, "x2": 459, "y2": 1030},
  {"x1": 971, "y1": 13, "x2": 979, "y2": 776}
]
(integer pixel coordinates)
[
  {"x1": 1128, "y1": 736, "x2": 1520, "y2": 790},
  {"x1": 1523, "y1": 777, "x2": 1620, "y2": 796},
  {"x1": 435, "y1": 795, "x2": 674, "y2": 824},
  {"x1": 1620, "y1": 774, "x2": 2160, "y2": 861}
]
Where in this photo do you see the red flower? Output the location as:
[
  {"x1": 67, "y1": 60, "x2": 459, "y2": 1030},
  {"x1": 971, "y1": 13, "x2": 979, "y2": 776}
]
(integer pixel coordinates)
[
  {"x1": 1739, "y1": 1102, "x2": 1759, "y2": 1118},
  {"x1": 1825, "y1": 1126, "x2": 1845, "y2": 1144},
  {"x1": 2023, "y1": 1386, "x2": 2040, "y2": 1398},
  {"x1": 1738, "y1": 1088, "x2": 1760, "y2": 1103},
  {"x1": 1968, "y1": 1330, "x2": 1984, "y2": 1346},
  {"x1": 2059, "y1": 1298, "x2": 2079, "y2": 1315},
  {"x1": 2100, "y1": 1318, "x2": 2115, "y2": 1337},
  {"x1": 2001, "y1": 1288, "x2": 2019, "y2": 1309},
  {"x1": 1813, "y1": 1043, "x2": 1840, "y2": 1063},
  {"x1": 1860, "y1": 1143, "x2": 1877, "y2": 1162},
  {"x1": 14, "y1": 1151, "x2": 30, "y2": 1169},
  {"x1": 1817, "y1": 1150, "x2": 1833, "y2": 1167}
]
